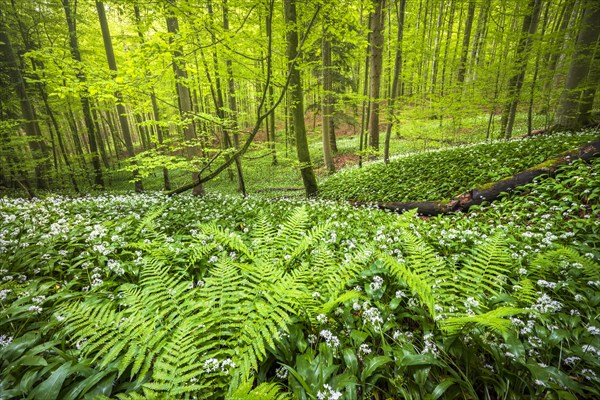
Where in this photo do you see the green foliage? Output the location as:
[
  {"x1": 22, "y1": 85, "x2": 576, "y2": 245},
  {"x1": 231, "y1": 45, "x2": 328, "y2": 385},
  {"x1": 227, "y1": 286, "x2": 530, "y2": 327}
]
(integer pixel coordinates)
[
  {"x1": 1, "y1": 153, "x2": 599, "y2": 398},
  {"x1": 319, "y1": 131, "x2": 598, "y2": 202}
]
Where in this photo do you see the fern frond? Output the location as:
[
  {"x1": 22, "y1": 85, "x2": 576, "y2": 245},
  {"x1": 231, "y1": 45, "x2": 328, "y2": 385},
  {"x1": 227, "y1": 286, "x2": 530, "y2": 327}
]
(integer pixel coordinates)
[
  {"x1": 398, "y1": 231, "x2": 454, "y2": 302},
  {"x1": 135, "y1": 204, "x2": 168, "y2": 237},
  {"x1": 512, "y1": 278, "x2": 537, "y2": 306},
  {"x1": 530, "y1": 246, "x2": 600, "y2": 281},
  {"x1": 272, "y1": 207, "x2": 310, "y2": 259},
  {"x1": 229, "y1": 380, "x2": 290, "y2": 400},
  {"x1": 200, "y1": 223, "x2": 254, "y2": 260},
  {"x1": 380, "y1": 253, "x2": 436, "y2": 319},
  {"x1": 439, "y1": 306, "x2": 525, "y2": 335},
  {"x1": 458, "y1": 234, "x2": 511, "y2": 301},
  {"x1": 321, "y1": 246, "x2": 374, "y2": 299}
]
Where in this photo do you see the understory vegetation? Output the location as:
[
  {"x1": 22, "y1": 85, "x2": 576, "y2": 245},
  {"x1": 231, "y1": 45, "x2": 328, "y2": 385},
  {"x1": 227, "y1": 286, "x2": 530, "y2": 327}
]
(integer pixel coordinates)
[
  {"x1": 319, "y1": 131, "x2": 598, "y2": 202},
  {"x1": 1, "y1": 150, "x2": 599, "y2": 399}
]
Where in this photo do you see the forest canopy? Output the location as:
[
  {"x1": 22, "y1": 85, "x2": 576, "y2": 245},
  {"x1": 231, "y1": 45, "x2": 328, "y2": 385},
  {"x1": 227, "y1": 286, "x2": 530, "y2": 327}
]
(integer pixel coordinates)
[{"x1": 0, "y1": 0, "x2": 598, "y2": 196}]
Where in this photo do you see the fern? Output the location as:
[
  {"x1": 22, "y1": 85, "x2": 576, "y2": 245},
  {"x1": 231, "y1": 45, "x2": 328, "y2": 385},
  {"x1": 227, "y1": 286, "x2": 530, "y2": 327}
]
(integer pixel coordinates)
[
  {"x1": 458, "y1": 233, "x2": 512, "y2": 302},
  {"x1": 513, "y1": 278, "x2": 538, "y2": 305},
  {"x1": 229, "y1": 380, "x2": 290, "y2": 400},
  {"x1": 377, "y1": 231, "x2": 525, "y2": 334},
  {"x1": 529, "y1": 245, "x2": 600, "y2": 281},
  {"x1": 439, "y1": 306, "x2": 525, "y2": 335}
]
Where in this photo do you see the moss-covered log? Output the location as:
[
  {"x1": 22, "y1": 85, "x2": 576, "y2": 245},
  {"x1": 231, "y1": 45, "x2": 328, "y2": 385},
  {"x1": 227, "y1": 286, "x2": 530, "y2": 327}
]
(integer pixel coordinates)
[{"x1": 350, "y1": 139, "x2": 600, "y2": 216}]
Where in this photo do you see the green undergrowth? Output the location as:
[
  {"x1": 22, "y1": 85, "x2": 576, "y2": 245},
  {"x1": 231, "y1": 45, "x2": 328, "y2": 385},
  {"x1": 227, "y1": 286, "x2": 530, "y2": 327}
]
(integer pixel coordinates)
[
  {"x1": 319, "y1": 130, "x2": 598, "y2": 202},
  {"x1": 1, "y1": 157, "x2": 599, "y2": 399}
]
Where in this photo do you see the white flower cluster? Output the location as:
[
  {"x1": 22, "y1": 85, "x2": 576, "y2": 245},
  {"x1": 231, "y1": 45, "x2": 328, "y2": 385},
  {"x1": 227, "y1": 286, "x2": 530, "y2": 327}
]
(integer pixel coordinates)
[
  {"x1": 422, "y1": 333, "x2": 438, "y2": 356},
  {"x1": 464, "y1": 297, "x2": 479, "y2": 314},
  {"x1": 531, "y1": 294, "x2": 562, "y2": 313},
  {"x1": 275, "y1": 366, "x2": 288, "y2": 379},
  {"x1": 587, "y1": 326, "x2": 600, "y2": 335},
  {"x1": 203, "y1": 357, "x2": 236, "y2": 373},
  {"x1": 0, "y1": 335, "x2": 13, "y2": 347},
  {"x1": 320, "y1": 330, "x2": 340, "y2": 348},
  {"x1": 370, "y1": 275, "x2": 384, "y2": 291},
  {"x1": 536, "y1": 280, "x2": 557, "y2": 289},
  {"x1": 358, "y1": 343, "x2": 371, "y2": 359},
  {"x1": 317, "y1": 384, "x2": 342, "y2": 400},
  {"x1": 363, "y1": 307, "x2": 384, "y2": 330},
  {"x1": 316, "y1": 314, "x2": 328, "y2": 324},
  {"x1": 0, "y1": 289, "x2": 12, "y2": 301},
  {"x1": 563, "y1": 356, "x2": 580, "y2": 366}
]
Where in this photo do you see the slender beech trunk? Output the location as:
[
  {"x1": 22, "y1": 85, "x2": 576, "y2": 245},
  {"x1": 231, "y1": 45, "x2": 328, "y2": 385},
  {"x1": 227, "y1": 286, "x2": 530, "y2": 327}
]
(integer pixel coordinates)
[
  {"x1": 439, "y1": 0, "x2": 455, "y2": 97},
  {"x1": 283, "y1": 0, "x2": 318, "y2": 196},
  {"x1": 501, "y1": 0, "x2": 542, "y2": 139},
  {"x1": 134, "y1": 4, "x2": 170, "y2": 190},
  {"x1": 62, "y1": 0, "x2": 104, "y2": 188},
  {"x1": 359, "y1": 26, "x2": 371, "y2": 167},
  {"x1": 166, "y1": 1, "x2": 203, "y2": 195},
  {"x1": 321, "y1": 23, "x2": 335, "y2": 174},
  {"x1": 528, "y1": 1, "x2": 551, "y2": 133},
  {"x1": 456, "y1": 0, "x2": 475, "y2": 85},
  {"x1": 384, "y1": 0, "x2": 406, "y2": 164},
  {"x1": 222, "y1": 0, "x2": 246, "y2": 195},
  {"x1": 96, "y1": 1, "x2": 143, "y2": 191},
  {"x1": 368, "y1": 0, "x2": 386, "y2": 151}
]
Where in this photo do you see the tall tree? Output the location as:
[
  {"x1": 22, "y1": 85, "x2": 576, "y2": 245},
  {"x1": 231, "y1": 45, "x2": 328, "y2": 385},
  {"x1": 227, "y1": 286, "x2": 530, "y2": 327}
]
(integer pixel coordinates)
[
  {"x1": 367, "y1": 0, "x2": 385, "y2": 150},
  {"x1": 284, "y1": 0, "x2": 318, "y2": 196},
  {"x1": 96, "y1": 1, "x2": 143, "y2": 192},
  {"x1": 0, "y1": 11, "x2": 49, "y2": 190},
  {"x1": 500, "y1": 0, "x2": 543, "y2": 139},
  {"x1": 223, "y1": 0, "x2": 246, "y2": 195},
  {"x1": 166, "y1": 0, "x2": 203, "y2": 195},
  {"x1": 554, "y1": 0, "x2": 600, "y2": 130},
  {"x1": 384, "y1": 0, "x2": 405, "y2": 164},
  {"x1": 133, "y1": 4, "x2": 170, "y2": 190},
  {"x1": 62, "y1": 0, "x2": 104, "y2": 188},
  {"x1": 321, "y1": 21, "x2": 335, "y2": 174},
  {"x1": 456, "y1": 0, "x2": 476, "y2": 85}
]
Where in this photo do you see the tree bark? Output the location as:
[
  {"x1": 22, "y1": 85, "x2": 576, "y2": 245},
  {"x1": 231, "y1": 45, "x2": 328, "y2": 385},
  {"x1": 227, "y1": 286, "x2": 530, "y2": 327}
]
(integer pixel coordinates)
[
  {"x1": 554, "y1": 0, "x2": 600, "y2": 130},
  {"x1": 96, "y1": 1, "x2": 143, "y2": 192},
  {"x1": 0, "y1": 14, "x2": 49, "y2": 190},
  {"x1": 500, "y1": 0, "x2": 542, "y2": 139},
  {"x1": 368, "y1": 0, "x2": 386, "y2": 151},
  {"x1": 166, "y1": 1, "x2": 203, "y2": 195},
  {"x1": 321, "y1": 23, "x2": 335, "y2": 174},
  {"x1": 284, "y1": 0, "x2": 318, "y2": 196},
  {"x1": 62, "y1": 0, "x2": 104, "y2": 188},
  {"x1": 222, "y1": 0, "x2": 247, "y2": 195},
  {"x1": 384, "y1": 0, "x2": 405, "y2": 164},
  {"x1": 456, "y1": 0, "x2": 475, "y2": 85}
]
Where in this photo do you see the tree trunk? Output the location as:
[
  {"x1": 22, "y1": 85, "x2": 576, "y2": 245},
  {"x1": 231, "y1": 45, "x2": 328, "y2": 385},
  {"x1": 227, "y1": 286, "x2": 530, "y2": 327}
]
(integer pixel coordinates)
[
  {"x1": 456, "y1": 0, "x2": 475, "y2": 85},
  {"x1": 96, "y1": 1, "x2": 143, "y2": 192},
  {"x1": 384, "y1": 0, "x2": 406, "y2": 164},
  {"x1": 222, "y1": 0, "x2": 247, "y2": 195},
  {"x1": 0, "y1": 15, "x2": 49, "y2": 190},
  {"x1": 500, "y1": 0, "x2": 542, "y2": 139},
  {"x1": 62, "y1": 0, "x2": 104, "y2": 188},
  {"x1": 554, "y1": 0, "x2": 600, "y2": 130},
  {"x1": 284, "y1": 0, "x2": 318, "y2": 196},
  {"x1": 166, "y1": 1, "x2": 203, "y2": 195},
  {"x1": 368, "y1": 0, "x2": 386, "y2": 151},
  {"x1": 321, "y1": 23, "x2": 335, "y2": 174}
]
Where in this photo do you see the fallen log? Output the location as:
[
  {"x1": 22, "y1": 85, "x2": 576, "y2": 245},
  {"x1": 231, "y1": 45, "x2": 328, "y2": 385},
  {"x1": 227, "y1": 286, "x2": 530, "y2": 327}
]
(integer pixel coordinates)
[{"x1": 349, "y1": 139, "x2": 600, "y2": 216}]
